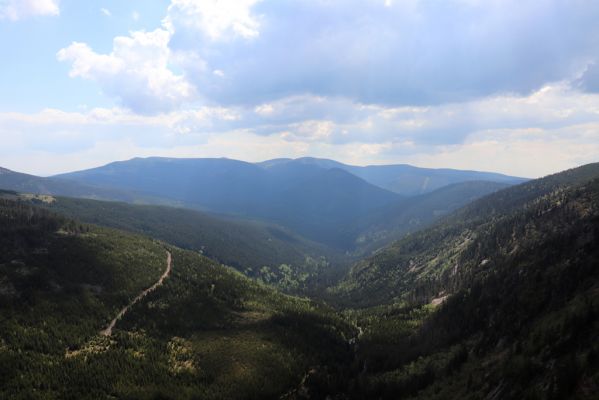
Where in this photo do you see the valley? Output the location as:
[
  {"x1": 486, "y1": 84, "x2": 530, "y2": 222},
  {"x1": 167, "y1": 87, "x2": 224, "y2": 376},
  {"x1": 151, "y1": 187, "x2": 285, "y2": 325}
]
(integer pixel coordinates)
[
  {"x1": 0, "y1": 158, "x2": 597, "y2": 399},
  {"x1": 3, "y1": 2, "x2": 598, "y2": 398}
]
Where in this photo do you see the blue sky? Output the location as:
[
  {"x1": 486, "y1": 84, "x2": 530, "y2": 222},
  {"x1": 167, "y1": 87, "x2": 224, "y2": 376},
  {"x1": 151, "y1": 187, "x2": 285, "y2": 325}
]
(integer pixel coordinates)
[{"x1": 1, "y1": 0, "x2": 599, "y2": 177}]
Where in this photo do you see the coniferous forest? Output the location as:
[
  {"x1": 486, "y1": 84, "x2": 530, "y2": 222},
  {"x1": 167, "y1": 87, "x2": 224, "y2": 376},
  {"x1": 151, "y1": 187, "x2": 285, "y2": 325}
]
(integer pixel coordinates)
[{"x1": 0, "y1": 162, "x2": 598, "y2": 399}]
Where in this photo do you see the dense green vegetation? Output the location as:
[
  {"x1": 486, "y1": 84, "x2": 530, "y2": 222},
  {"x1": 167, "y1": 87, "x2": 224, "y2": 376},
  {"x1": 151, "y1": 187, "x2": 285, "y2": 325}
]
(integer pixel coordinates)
[
  {"x1": 340, "y1": 180, "x2": 509, "y2": 255},
  {"x1": 35, "y1": 196, "x2": 347, "y2": 293},
  {"x1": 8, "y1": 184, "x2": 506, "y2": 298},
  {"x1": 335, "y1": 163, "x2": 599, "y2": 306},
  {"x1": 1, "y1": 162, "x2": 598, "y2": 399},
  {"x1": 0, "y1": 179, "x2": 508, "y2": 297},
  {"x1": 0, "y1": 198, "x2": 354, "y2": 399},
  {"x1": 324, "y1": 163, "x2": 599, "y2": 399}
]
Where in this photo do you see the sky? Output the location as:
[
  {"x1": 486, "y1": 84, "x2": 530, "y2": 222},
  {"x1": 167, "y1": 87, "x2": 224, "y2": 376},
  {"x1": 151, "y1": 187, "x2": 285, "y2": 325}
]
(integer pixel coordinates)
[{"x1": 1, "y1": 0, "x2": 599, "y2": 177}]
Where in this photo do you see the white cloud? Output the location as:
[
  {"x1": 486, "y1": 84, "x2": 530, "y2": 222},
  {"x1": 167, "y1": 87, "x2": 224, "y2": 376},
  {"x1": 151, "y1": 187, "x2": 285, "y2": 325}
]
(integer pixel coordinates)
[
  {"x1": 2, "y1": 82, "x2": 599, "y2": 178},
  {"x1": 100, "y1": 8, "x2": 111, "y2": 17},
  {"x1": 57, "y1": 29, "x2": 196, "y2": 114},
  {"x1": 399, "y1": 127, "x2": 599, "y2": 178},
  {"x1": 0, "y1": 0, "x2": 59, "y2": 20},
  {"x1": 164, "y1": 0, "x2": 261, "y2": 40},
  {"x1": 254, "y1": 103, "x2": 274, "y2": 116},
  {"x1": 280, "y1": 120, "x2": 335, "y2": 142},
  {"x1": 56, "y1": 0, "x2": 262, "y2": 113}
]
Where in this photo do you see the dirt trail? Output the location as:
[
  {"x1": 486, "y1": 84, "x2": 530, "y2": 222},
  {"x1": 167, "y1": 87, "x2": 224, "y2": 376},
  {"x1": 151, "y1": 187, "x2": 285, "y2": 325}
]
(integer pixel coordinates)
[{"x1": 101, "y1": 250, "x2": 172, "y2": 337}]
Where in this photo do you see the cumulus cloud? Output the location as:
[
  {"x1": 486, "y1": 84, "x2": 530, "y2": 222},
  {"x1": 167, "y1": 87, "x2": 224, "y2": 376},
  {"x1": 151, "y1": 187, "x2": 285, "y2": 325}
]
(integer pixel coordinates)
[
  {"x1": 57, "y1": 0, "x2": 599, "y2": 113},
  {"x1": 0, "y1": 0, "x2": 59, "y2": 20},
  {"x1": 164, "y1": 0, "x2": 261, "y2": 40},
  {"x1": 57, "y1": 29, "x2": 196, "y2": 114},
  {"x1": 56, "y1": 0, "x2": 263, "y2": 113}
]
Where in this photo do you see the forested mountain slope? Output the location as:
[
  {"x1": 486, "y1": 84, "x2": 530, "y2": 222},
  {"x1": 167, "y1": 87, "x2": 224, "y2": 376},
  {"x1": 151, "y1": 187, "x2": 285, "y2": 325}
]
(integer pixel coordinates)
[
  {"x1": 37, "y1": 195, "x2": 347, "y2": 292},
  {"x1": 321, "y1": 163, "x2": 599, "y2": 399},
  {"x1": 3, "y1": 160, "x2": 596, "y2": 399},
  {"x1": 3, "y1": 157, "x2": 523, "y2": 252},
  {"x1": 336, "y1": 163, "x2": 599, "y2": 307},
  {"x1": 53, "y1": 157, "x2": 519, "y2": 250},
  {"x1": 0, "y1": 167, "x2": 145, "y2": 203},
  {"x1": 338, "y1": 180, "x2": 509, "y2": 254},
  {"x1": 55, "y1": 157, "x2": 401, "y2": 247},
  {"x1": 1, "y1": 180, "x2": 506, "y2": 293},
  {"x1": 0, "y1": 198, "x2": 354, "y2": 399}
]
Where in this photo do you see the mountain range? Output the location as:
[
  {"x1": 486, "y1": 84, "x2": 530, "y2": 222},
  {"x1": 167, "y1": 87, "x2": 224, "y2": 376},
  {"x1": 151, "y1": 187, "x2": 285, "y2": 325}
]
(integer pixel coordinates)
[
  {"x1": 258, "y1": 157, "x2": 525, "y2": 195},
  {"x1": 0, "y1": 157, "x2": 596, "y2": 399},
  {"x1": 2, "y1": 157, "x2": 525, "y2": 249}
]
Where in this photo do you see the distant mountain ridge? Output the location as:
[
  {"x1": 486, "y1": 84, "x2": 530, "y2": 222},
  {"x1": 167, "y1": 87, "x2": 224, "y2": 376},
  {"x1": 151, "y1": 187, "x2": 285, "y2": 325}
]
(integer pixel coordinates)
[
  {"x1": 258, "y1": 156, "x2": 527, "y2": 195},
  {"x1": 54, "y1": 156, "x2": 526, "y2": 197},
  {"x1": 51, "y1": 156, "x2": 524, "y2": 246},
  {"x1": 0, "y1": 157, "x2": 527, "y2": 250},
  {"x1": 0, "y1": 166, "x2": 175, "y2": 205},
  {"x1": 340, "y1": 180, "x2": 511, "y2": 254},
  {"x1": 54, "y1": 157, "x2": 401, "y2": 247}
]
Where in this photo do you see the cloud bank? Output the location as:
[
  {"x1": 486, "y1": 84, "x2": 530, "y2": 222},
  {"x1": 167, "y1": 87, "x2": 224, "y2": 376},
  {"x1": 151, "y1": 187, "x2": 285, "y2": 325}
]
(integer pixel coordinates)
[
  {"x1": 57, "y1": 0, "x2": 599, "y2": 113},
  {"x1": 2, "y1": 84, "x2": 599, "y2": 177}
]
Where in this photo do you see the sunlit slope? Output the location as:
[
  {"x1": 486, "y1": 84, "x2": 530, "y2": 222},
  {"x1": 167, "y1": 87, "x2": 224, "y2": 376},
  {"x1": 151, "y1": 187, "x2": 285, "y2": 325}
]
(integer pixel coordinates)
[{"x1": 0, "y1": 199, "x2": 354, "y2": 399}]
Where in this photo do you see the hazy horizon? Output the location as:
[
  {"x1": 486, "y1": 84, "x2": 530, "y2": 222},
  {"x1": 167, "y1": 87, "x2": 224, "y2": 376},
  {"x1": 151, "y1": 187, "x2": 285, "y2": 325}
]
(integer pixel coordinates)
[{"x1": 5, "y1": 154, "x2": 537, "y2": 180}]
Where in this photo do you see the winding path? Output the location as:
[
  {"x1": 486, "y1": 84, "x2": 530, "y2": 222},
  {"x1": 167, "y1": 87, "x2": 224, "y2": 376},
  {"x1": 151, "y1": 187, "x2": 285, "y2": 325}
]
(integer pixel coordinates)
[{"x1": 101, "y1": 250, "x2": 172, "y2": 336}]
